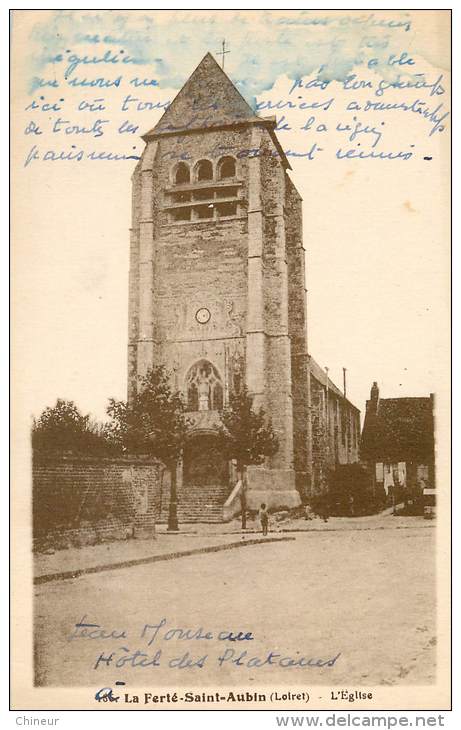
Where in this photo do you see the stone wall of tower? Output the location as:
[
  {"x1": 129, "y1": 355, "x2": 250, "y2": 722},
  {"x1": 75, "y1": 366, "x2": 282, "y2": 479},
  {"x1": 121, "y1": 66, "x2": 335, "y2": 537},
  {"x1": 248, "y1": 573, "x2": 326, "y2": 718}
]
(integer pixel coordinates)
[
  {"x1": 152, "y1": 127, "x2": 250, "y2": 402},
  {"x1": 285, "y1": 176, "x2": 311, "y2": 495},
  {"x1": 258, "y1": 132, "x2": 294, "y2": 478},
  {"x1": 127, "y1": 161, "x2": 141, "y2": 402},
  {"x1": 127, "y1": 141, "x2": 161, "y2": 399},
  {"x1": 128, "y1": 127, "x2": 254, "y2": 407},
  {"x1": 127, "y1": 122, "x2": 305, "y2": 509}
]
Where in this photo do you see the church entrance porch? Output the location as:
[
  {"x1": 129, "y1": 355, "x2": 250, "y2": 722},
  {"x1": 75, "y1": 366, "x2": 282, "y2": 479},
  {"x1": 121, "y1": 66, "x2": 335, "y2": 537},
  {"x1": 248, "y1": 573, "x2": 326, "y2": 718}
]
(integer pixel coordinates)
[{"x1": 160, "y1": 433, "x2": 231, "y2": 523}]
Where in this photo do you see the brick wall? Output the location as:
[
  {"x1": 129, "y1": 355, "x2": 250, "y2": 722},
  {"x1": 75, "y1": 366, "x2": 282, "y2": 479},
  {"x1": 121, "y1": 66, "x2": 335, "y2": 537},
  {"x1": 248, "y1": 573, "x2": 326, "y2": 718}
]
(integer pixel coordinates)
[{"x1": 33, "y1": 454, "x2": 169, "y2": 549}]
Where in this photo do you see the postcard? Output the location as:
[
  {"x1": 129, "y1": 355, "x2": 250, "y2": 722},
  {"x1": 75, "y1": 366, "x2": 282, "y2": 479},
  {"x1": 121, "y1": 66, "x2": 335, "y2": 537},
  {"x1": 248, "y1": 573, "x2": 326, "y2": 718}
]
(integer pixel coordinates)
[{"x1": 10, "y1": 8, "x2": 451, "y2": 712}]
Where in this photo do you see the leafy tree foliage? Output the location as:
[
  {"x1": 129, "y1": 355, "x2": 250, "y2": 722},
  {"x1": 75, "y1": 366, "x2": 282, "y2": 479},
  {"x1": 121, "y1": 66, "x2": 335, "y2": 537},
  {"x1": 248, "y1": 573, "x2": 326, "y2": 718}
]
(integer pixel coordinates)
[
  {"x1": 106, "y1": 365, "x2": 189, "y2": 530},
  {"x1": 218, "y1": 386, "x2": 279, "y2": 471},
  {"x1": 106, "y1": 365, "x2": 189, "y2": 461},
  {"x1": 32, "y1": 399, "x2": 111, "y2": 454},
  {"x1": 217, "y1": 387, "x2": 279, "y2": 528}
]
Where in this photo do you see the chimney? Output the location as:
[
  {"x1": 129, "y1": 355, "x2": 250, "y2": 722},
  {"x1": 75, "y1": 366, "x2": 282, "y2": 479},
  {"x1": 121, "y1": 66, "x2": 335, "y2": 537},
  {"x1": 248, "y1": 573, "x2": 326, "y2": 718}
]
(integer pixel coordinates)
[{"x1": 367, "y1": 381, "x2": 380, "y2": 414}]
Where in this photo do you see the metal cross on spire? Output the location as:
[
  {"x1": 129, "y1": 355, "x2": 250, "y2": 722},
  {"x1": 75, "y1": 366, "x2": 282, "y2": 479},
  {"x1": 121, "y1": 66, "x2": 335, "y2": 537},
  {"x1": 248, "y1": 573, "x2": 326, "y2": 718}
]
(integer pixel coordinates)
[{"x1": 216, "y1": 40, "x2": 230, "y2": 70}]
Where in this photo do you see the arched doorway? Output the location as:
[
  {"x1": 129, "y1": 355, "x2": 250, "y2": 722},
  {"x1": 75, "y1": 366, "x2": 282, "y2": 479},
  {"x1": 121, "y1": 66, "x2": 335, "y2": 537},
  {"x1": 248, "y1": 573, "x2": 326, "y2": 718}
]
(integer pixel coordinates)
[
  {"x1": 180, "y1": 433, "x2": 230, "y2": 522},
  {"x1": 183, "y1": 433, "x2": 228, "y2": 487}
]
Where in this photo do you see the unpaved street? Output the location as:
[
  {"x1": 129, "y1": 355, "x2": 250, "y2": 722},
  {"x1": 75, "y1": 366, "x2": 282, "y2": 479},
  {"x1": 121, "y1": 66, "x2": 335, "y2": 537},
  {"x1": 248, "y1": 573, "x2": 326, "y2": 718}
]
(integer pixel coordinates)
[{"x1": 34, "y1": 525, "x2": 436, "y2": 689}]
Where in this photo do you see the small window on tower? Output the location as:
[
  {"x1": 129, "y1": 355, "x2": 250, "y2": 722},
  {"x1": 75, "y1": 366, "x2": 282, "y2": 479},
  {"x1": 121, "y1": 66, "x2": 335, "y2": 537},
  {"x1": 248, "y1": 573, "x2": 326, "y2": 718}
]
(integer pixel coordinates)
[
  {"x1": 193, "y1": 188, "x2": 214, "y2": 201},
  {"x1": 196, "y1": 160, "x2": 213, "y2": 182},
  {"x1": 218, "y1": 156, "x2": 236, "y2": 179},
  {"x1": 174, "y1": 163, "x2": 190, "y2": 185},
  {"x1": 216, "y1": 186, "x2": 238, "y2": 199},
  {"x1": 172, "y1": 207, "x2": 191, "y2": 222},
  {"x1": 171, "y1": 191, "x2": 191, "y2": 203},
  {"x1": 216, "y1": 202, "x2": 237, "y2": 218},
  {"x1": 196, "y1": 203, "x2": 214, "y2": 219}
]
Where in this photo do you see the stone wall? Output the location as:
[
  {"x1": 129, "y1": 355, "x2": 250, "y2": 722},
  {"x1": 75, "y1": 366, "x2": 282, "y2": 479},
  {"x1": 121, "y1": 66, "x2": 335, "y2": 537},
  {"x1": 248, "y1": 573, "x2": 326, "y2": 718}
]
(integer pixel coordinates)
[
  {"x1": 33, "y1": 454, "x2": 168, "y2": 549},
  {"x1": 285, "y1": 174, "x2": 310, "y2": 494},
  {"x1": 128, "y1": 122, "x2": 303, "y2": 509},
  {"x1": 128, "y1": 129, "x2": 251, "y2": 403},
  {"x1": 309, "y1": 371, "x2": 361, "y2": 495},
  {"x1": 126, "y1": 53, "x2": 364, "y2": 515}
]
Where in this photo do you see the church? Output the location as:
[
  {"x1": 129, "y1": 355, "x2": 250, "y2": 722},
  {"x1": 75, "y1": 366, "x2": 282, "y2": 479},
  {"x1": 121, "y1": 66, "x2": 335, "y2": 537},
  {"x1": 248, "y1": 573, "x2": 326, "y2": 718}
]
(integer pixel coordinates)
[{"x1": 127, "y1": 52, "x2": 360, "y2": 521}]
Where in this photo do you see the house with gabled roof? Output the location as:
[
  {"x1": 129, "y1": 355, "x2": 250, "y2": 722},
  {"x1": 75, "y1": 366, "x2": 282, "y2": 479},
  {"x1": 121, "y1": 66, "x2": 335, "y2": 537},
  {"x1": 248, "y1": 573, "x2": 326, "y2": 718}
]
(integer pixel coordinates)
[{"x1": 360, "y1": 382, "x2": 435, "y2": 500}]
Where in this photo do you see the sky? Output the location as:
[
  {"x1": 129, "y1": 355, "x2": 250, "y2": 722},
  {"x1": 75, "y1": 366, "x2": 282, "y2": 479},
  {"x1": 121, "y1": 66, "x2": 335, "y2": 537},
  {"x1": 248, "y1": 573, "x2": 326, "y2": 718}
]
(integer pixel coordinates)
[{"x1": 12, "y1": 9, "x2": 451, "y2": 428}]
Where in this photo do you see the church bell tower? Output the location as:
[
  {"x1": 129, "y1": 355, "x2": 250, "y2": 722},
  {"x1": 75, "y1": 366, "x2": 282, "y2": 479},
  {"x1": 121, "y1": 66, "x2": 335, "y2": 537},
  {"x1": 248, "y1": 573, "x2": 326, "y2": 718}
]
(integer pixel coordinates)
[{"x1": 128, "y1": 53, "x2": 311, "y2": 514}]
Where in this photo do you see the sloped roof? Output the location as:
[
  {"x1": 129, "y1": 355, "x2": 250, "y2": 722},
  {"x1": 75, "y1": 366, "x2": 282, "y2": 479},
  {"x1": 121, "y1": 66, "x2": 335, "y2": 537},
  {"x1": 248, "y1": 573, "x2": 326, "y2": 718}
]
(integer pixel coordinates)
[
  {"x1": 361, "y1": 396, "x2": 434, "y2": 462},
  {"x1": 309, "y1": 355, "x2": 360, "y2": 412},
  {"x1": 144, "y1": 52, "x2": 261, "y2": 137},
  {"x1": 141, "y1": 52, "x2": 292, "y2": 170}
]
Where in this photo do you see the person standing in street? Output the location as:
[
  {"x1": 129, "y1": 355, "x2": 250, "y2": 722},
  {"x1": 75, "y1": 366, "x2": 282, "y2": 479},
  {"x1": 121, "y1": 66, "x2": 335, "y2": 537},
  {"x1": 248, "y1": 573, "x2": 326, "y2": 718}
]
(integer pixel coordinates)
[{"x1": 259, "y1": 503, "x2": 269, "y2": 536}]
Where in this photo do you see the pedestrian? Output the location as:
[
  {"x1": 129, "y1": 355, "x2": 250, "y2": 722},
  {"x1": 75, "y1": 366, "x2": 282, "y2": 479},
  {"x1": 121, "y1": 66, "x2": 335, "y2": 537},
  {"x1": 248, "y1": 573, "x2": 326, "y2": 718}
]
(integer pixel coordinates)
[
  {"x1": 259, "y1": 503, "x2": 269, "y2": 536},
  {"x1": 304, "y1": 501, "x2": 314, "y2": 521},
  {"x1": 349, "y1": 494, "x2": 355, "y2": 517},
  {"x1": 319, "y1": 496, "x2": 329, "y2": 523}
]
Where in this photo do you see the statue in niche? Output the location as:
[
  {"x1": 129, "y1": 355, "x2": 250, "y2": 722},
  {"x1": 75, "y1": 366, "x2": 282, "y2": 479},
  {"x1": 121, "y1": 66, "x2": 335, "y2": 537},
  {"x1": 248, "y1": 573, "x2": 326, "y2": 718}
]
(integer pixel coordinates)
[
  {"x1": 197, "y1": 369, "x2": 211, "y2": 411},
  {"x1": 230, "y1": 352, "x2": 245, "y2": 395},
  {"x1": 171, "y1": 358, "x2": 180, "y2": 389},
  {"x1": 185, "y1": 360, "x2": 223, "y2": 412},
  {"x1": 225, "y1": 300, "x2": 243, "y2": 336}
]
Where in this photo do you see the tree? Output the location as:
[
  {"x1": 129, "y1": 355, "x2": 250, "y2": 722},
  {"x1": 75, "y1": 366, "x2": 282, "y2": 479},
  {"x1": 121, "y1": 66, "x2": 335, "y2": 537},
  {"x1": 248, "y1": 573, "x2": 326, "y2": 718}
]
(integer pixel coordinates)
[
  {"x1": 218, "y1": 387, "x2": 279, "y2": 528},
  {"x1": 106, "y1": 365, "x2": 189, "y2": 531},
  {"x1": 32, "y1": 399, "x2": 109, "y2": 454}
]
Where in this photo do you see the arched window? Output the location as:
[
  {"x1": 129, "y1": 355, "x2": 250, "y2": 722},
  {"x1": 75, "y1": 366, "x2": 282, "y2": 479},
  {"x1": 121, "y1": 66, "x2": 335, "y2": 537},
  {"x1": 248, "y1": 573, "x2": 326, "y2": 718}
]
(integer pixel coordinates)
[
  {"x1": 187, "y1": 381, "x2": 199, "y2": 411},
  {"x1": 185, "y1": 360, "x2": 223, "y2": 411},
  {"x1": 195, "y1": 159, "x2": 213, "y2": 182},
  {"x1": 174, "y1": 162, "x2": 190, "y2": 185},
  {"x1": 218, "y1": 156, "x2": 236, "y2": 179}
]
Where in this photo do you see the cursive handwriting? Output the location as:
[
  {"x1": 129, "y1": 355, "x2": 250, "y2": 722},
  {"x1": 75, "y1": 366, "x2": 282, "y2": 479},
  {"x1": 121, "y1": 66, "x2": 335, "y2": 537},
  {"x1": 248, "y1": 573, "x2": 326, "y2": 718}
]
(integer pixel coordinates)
[
  {"x1": 92, "y1": 646, "x2": 341, "y2": 671},
  {"x1": 69, "y1": 616, "x2": 340, "y2": 673},
  {"x1": 68, "y1": 615, "x2": 127, "y2": 641},
  {"x1": 44, "y1": 49, "x2": 145, "y2": 80}
]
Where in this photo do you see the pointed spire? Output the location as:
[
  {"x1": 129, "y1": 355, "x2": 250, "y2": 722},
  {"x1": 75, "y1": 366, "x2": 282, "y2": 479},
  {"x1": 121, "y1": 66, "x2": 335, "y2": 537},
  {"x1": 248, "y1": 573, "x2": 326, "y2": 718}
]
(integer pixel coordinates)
[{"x1": 143, "y1": 53, "x2": 260, "y2": 138}]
